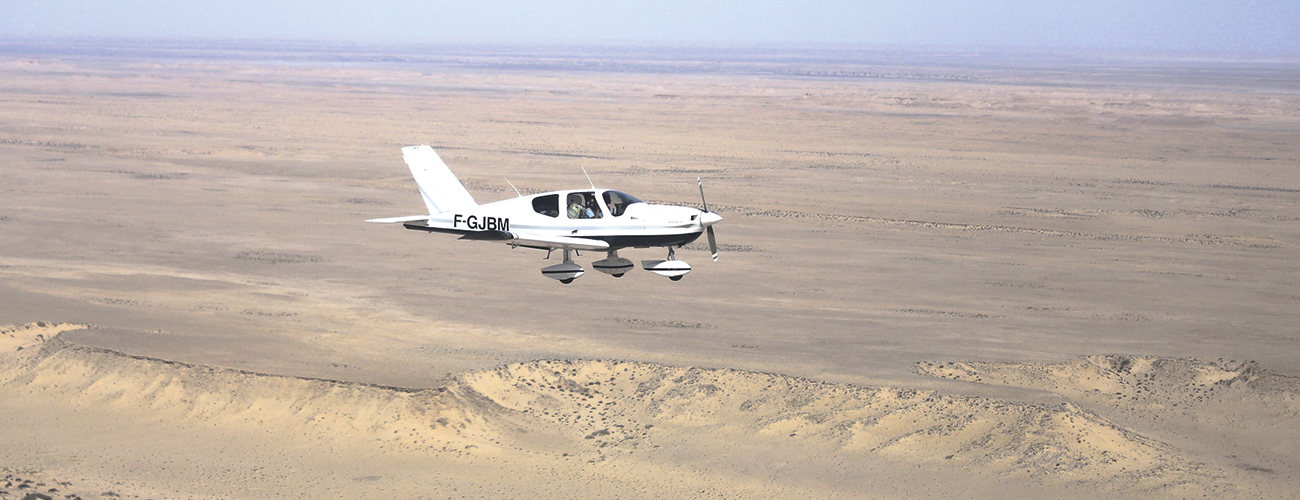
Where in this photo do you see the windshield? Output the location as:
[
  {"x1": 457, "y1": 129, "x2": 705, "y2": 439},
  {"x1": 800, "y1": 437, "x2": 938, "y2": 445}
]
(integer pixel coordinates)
[{"x1": 602, "y1": 190, "x2": 643, "y2": 217}]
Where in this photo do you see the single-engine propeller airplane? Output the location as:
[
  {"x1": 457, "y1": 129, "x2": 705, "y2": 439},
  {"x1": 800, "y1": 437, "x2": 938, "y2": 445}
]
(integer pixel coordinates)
[{"x1": 368, "y1": 145, "x2": 722, "y2": 284}]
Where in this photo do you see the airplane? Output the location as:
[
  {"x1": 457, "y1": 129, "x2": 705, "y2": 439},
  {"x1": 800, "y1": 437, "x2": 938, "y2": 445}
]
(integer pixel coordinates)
[{"x1": 367, "y1": 145, "x2": 722, "y2": 284}]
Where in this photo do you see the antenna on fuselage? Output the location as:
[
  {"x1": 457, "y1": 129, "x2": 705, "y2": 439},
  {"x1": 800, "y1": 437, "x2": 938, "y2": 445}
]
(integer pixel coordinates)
[
  {"x1": 581, "y1": 166, "x2": 595, "y2": 189},
  {"x1": 505, "y1": 178, "x2": 522, "y2": 197}
]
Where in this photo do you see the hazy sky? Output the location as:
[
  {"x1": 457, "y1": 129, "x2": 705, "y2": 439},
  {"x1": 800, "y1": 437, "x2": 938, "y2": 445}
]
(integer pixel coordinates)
[{"x1": 3, "y1": 0, "x2": 1297, "y2": 54}]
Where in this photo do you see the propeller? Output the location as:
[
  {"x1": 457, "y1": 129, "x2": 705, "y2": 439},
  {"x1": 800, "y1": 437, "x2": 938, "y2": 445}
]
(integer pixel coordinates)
[{"x1": 698, "y1": 177, "x2": 718, "y2": 261}]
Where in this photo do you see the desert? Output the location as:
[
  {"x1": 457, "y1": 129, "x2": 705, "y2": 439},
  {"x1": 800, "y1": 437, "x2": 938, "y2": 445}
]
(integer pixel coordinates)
[{"x1": 1, "y1": 40, "x2": 1299, "y2": 498}]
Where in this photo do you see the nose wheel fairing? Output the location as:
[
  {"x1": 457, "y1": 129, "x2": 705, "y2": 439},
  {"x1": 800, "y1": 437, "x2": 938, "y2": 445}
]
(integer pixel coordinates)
[
  {"x1": 640, "y1": 259, "x2": 692, "y2": 279},
  {"x1": 641, "y1": 246, "x2": 691, "y2": 280}
]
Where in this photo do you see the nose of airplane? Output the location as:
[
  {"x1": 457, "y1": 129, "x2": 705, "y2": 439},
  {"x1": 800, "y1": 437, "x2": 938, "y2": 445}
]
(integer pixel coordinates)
[{"x1": 699, "y1": 211, "x2": 723, "y2": 227}]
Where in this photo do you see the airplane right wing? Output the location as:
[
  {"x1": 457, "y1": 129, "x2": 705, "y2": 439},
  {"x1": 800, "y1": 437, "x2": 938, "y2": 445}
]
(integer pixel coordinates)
[
  {"x1": 459, "y1": 230, "x2": 610, "y2": 251},
  {"x1": 398, "y1": 220, "x2": 609, "y2": 251}
]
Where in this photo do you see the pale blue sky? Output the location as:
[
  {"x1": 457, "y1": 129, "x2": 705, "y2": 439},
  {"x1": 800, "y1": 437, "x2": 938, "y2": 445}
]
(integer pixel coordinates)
[{"x1": 2, "y1": 0, "x2": 1297, "y2": 54}]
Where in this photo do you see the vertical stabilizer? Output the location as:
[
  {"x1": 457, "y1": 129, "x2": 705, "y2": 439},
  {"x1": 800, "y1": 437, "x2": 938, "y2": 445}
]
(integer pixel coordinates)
[{"x1": 402, "y1": 145, "x2": 477, "y2": 215}]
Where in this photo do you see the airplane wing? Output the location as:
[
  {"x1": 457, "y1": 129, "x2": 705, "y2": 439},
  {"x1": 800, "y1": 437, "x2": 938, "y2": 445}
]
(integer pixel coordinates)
[
  {"x1": 395, "y1": 219, "x2": 609, "y2": 251},
  {"x1": 366, "y1": 215, "x2": 429, "y2": 224},
  {"x1": 460, "y1": 230, "x2": 610, "y2": 251}
]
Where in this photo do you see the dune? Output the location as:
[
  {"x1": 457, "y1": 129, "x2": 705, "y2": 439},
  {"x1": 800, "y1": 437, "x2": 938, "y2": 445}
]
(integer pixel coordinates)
[
  {"x1": 915, "y1": 355, "x2": 1300, "y2": 420},
  {"x1": 917, "y1": 355, "x2": 1300, "y2": 495},
  {"x1": 466, "y1": 359, "x2": 1224, "y2": 495},
  {"x1": 0, "y1": 322, "x2": 85, "y2": 353},
  {"x1": 1, "y1": 324, "x2": 511, "y2": 457},
  {"x1": 1, "y1": 323, "x2": 1252, "y2": 498}
]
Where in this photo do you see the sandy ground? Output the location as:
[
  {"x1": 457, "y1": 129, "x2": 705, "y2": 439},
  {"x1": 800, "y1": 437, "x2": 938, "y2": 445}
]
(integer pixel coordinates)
[{"x1": 1, "y1": 41, "x2": 1298, "y2": 498}]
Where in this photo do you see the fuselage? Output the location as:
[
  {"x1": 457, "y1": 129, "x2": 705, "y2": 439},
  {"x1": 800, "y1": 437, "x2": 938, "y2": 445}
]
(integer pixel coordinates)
[{"x1": 424, "y1": 188, "x2": 709, "y2": 250}]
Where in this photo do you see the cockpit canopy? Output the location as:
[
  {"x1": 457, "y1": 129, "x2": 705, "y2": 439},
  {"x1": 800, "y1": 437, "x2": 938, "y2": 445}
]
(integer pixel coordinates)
[
  {"x1": 531, "y1": 189, "x2": 643, "y2": 218},
  {"x1": 602, "y1": 190, "x2": 642, "y2": 217}
]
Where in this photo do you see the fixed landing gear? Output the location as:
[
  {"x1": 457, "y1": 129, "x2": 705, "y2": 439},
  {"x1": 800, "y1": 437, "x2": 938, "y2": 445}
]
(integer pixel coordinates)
[
  {"x1": 541, "y1": 248, "x2": 585, "y2": 284},
  {"x1": 544, "y1": 247, "x2": 694, "y2": 283},
  {"x1": 592, "y1": 250, "x2": 634, "y2": 278},
  {"x1": 641, "y1": 246, "x2": 691, "y2": 281}
]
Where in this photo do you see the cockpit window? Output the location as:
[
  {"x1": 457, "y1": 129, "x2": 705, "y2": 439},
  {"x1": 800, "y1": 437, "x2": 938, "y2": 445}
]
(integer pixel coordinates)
[
  {"x1": 602, "y1": 190, "x2": 643, "y2": 217},
  {"x1": 566, "y1": 191, "x2": 603, "y2": 219},
  {"x1": 532, "y1": 194, "x2": 559, "y2": 217}
]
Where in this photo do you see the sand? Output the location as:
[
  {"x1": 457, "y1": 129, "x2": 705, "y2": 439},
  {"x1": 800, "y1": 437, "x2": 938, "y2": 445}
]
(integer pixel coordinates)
[{"x1": 1, "y1": 40, "x2": 1298, "y2": 498}]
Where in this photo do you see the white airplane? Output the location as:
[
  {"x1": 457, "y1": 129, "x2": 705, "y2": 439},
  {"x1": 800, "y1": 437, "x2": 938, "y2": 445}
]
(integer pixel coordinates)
[{"x1": 368, "y1": 145, "x2": 722, "y2": 284}]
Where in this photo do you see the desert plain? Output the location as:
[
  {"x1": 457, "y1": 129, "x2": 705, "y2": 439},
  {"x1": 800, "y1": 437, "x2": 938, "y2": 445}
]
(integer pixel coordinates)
[{"x1": 1, "y1": 40, "x2": 1299, "y2": 498}]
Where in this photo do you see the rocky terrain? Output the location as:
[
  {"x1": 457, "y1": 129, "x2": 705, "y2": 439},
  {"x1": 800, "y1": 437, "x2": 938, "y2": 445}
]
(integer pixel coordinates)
[{"x1": 6, "y1": 323, "x2": 1287, "y2": 498}]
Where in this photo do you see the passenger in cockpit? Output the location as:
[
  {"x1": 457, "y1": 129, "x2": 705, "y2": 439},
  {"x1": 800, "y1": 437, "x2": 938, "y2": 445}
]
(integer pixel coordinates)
[
  {"x1": 568, "y1": 193, "x2": 598, "y2": 219},
  {"x1": 567, "y1": 194, "x2": 585, "y2": 219}
]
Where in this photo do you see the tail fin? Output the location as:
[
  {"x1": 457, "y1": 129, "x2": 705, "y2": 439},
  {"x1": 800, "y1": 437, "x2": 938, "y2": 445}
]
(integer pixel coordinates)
[{"x1": 402, "y1": 145, "x2": 477, "y2": 215}]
